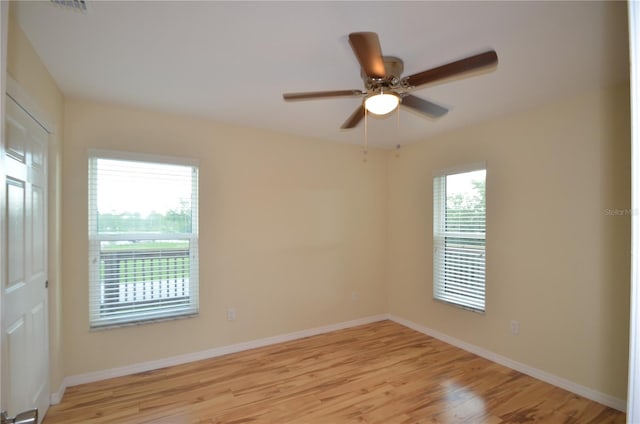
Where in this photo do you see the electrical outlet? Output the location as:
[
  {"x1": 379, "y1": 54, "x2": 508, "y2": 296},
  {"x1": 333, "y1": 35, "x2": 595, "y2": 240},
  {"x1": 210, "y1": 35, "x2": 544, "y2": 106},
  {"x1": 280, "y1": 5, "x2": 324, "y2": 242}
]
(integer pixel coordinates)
[
  {"x1": 227, "y1": 307, "x2": 236, "y2": 321},
  {"x1": 510, "y1": 320, "x2": 520, "y2": 335},
  {"x1": 351, "y1": 291, "x2": 359, "y2": 301}
]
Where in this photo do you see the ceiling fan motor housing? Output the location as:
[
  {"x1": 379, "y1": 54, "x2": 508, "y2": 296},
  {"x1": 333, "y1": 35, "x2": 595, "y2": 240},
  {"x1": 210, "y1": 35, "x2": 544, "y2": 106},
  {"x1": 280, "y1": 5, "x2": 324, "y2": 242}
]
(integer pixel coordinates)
[{"x1": 361, "y1": 56, "x2": 405, "y2": 93}]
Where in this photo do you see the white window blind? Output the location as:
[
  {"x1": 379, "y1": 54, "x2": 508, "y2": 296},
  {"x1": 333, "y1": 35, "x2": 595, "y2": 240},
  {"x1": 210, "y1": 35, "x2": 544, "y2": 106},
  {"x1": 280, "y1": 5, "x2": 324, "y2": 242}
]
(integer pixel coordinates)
[
  {"x1": 433, "y1": 166, "x2": 486, "y2": 312},
  {"x1": 88, "y1": 151, "x2": 199, "y2": 328}
]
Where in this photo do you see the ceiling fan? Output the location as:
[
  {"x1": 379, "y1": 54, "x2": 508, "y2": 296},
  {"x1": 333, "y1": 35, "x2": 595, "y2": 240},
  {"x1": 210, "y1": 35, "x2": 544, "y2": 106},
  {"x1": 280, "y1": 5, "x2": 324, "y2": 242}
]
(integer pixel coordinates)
[{"x1": 283, "y1": 32, "x2": 498, "y2": 129}]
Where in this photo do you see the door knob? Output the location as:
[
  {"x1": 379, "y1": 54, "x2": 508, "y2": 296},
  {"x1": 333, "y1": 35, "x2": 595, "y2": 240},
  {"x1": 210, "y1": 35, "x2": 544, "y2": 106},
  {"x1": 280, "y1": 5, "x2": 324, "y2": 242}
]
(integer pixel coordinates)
[{"x1": 1, "y1": 409, "x2": 38, "y2": 424}]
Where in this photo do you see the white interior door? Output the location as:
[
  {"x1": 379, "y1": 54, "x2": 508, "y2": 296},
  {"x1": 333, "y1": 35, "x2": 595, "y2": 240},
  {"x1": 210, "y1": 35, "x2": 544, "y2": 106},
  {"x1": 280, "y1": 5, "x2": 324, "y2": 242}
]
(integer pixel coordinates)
[{"x1": 2, "y1": 94, "x2": 49, "y2": 422}]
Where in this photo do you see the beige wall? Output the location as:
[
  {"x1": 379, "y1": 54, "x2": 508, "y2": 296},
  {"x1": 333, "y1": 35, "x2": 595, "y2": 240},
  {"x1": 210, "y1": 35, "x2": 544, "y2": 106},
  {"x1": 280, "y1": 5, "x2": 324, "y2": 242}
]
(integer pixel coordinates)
[
  {"x1": 61, "y1": 99, "x2": 388, "y2": 375},
  {"x1": 6, "y1": 8, "x2": 65, "y2": 394},
  {"x1": 387, "y1": 83, "x2": 631, "y2": 399}
]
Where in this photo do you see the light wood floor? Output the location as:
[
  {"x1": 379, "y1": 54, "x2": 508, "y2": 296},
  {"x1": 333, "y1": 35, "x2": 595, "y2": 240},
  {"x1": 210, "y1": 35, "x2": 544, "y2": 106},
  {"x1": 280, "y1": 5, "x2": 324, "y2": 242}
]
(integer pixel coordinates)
[{"x1": 43, "y1": 320, "x2": 625, "y2": 424}]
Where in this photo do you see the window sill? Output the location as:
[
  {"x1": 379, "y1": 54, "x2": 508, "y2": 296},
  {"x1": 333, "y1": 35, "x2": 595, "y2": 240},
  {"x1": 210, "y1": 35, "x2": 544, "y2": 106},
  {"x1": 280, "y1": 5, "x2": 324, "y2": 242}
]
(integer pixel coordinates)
[
  {"x1": 433, "y1": 297, "x2": 485, "y2": 314},
  {"x1": 90, "y1": 311, "x2": 199, "y2": 331}
]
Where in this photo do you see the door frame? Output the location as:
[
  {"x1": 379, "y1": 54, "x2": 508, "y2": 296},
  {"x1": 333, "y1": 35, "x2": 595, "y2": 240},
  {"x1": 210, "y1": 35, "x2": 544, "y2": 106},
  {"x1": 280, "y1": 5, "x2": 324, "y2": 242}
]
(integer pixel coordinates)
[
  {"x1": 3, "y1": 77, "x2": 54, "y2": 423},
  {"x1": 1, "y1": 0, "x2": 9, "y2": 413}
]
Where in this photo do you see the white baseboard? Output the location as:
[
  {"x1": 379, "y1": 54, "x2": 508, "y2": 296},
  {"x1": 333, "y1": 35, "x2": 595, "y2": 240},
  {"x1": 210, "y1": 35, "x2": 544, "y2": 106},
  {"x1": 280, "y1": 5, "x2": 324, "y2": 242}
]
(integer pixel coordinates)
[
  {"x1": 388, "y1": 314, "x2": 627, "y2": 412},
  {"x1": 52, "y1": 314, "x2": 389, "y2": 402},
  {"x1": 51, "y1": 312, "x2": 626, "y2": 413},
  {"x1": 49, "y1": 380, "x2": 67, "y2": 405}
]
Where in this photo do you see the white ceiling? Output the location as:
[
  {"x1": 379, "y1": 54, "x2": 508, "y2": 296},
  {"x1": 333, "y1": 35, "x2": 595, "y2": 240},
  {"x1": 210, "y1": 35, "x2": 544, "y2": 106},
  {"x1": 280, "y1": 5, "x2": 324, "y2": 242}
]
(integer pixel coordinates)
[{"x1": 13, "y1": 1, "x2": 629, "y2": 149}]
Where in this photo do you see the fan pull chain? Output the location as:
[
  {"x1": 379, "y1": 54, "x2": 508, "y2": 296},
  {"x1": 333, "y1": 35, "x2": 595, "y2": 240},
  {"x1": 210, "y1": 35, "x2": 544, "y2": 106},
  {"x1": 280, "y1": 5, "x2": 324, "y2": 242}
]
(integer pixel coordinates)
[
  {"x1": 395, "y1": 104, "x2": 401, "y2": 158},
  {"x1": 363, "y1": 107, "x2": 368, "y2": 163}
]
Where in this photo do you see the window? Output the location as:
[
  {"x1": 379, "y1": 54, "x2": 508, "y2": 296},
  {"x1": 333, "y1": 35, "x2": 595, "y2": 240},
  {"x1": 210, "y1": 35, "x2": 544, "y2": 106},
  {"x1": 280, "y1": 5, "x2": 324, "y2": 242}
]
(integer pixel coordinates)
[
  {"x1": 88, "y1": 151, "x2": 199, "y2": 328},
  {"x1": 433, "y1": 165, "x2": 486, "y2": 312}
]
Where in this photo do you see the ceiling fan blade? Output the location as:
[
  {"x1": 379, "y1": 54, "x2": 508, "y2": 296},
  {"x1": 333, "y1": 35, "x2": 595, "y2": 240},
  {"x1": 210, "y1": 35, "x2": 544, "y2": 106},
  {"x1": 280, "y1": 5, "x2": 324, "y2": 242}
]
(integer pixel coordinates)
[
  {"x1": 405, "y1": 50, "x2": 498, "y2": 88},
  {"x1": 283, "y1": 90, "x2": 364, "y2": 101},
  {"x1": 348, "y1": 32, "x2": 386, "y2": 79},
  {"x1": 401, "y1": 95, "x2": 448, "y2": 118},
  {"x1": 341, "y1": 104, "x2": 365, "y2": 129}
]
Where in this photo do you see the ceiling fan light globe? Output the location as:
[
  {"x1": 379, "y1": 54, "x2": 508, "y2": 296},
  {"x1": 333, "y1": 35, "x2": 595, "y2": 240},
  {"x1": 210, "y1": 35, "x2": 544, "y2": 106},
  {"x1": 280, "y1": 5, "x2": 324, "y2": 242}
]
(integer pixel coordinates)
[{"x1": 365, "y1": 93, "x2": 399, "y2": 115}]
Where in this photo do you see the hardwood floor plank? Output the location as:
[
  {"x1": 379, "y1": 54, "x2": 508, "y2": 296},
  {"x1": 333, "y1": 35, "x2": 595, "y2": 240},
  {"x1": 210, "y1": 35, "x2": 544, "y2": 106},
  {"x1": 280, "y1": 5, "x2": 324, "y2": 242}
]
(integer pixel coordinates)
[{"x1": 43, "y1": 321, "x2": 625, "y2": 423}]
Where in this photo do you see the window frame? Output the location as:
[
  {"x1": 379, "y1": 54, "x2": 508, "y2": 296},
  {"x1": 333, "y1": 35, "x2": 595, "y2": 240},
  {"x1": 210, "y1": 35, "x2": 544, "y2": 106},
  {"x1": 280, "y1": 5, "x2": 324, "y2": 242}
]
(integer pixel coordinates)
[
  {"x1": 88, "y1": 149, "x2": 199, "y2": 328},
  {"x1": 433, "y1": 163, "x2": 486, "y2": 313}
]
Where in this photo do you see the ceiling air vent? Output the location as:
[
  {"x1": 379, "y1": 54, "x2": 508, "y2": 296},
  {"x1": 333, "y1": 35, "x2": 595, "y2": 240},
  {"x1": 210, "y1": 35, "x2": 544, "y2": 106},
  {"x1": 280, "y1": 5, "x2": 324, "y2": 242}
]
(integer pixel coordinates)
[{"x1": 49, "y1": 0, "x2": 88, "y2": 13}]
